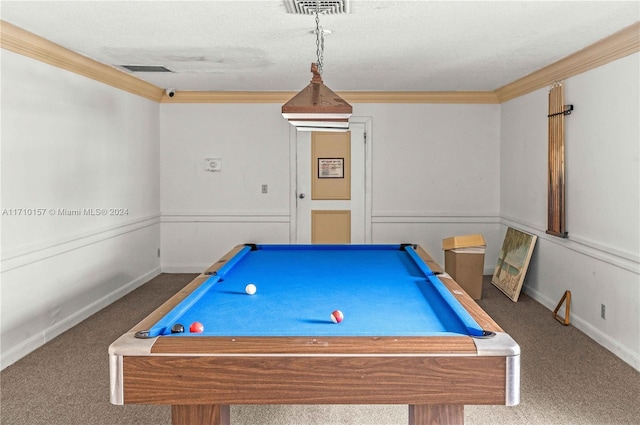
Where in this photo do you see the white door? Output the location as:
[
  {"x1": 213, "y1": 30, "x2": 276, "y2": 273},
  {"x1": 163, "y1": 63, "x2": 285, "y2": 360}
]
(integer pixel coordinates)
[{"x1": 295, "y1": 121, "x2": 369, "y2": 243}]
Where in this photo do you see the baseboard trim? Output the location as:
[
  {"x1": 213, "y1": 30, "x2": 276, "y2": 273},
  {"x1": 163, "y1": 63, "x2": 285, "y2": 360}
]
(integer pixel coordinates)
[
  {"x1": 161, "y1": 264, "x2": 214, "y2": 273},
  {"x1": 0, "y1": 266, "x2": 161, "y2": 370},
  {"x1": 523, "y1": 284, "x2": 640, "y2": 372}
]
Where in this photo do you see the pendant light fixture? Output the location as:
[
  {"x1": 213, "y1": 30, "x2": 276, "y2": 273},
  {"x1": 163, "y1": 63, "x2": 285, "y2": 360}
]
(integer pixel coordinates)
[{"x1": 282, "y1": 0, "x2": 352, "y2": 131}]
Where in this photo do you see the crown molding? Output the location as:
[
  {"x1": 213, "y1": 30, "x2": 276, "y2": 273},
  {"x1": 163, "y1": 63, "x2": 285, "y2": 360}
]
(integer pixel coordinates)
[
  {"x1": 495, "y1": 21, "x2": 640, "y2": 103},
  {"x1": 0, "y1": 20, "x2": 164, "y2": 102},
  {"x1": 2, "y1": 19, "x2": 638, "y2": 105},
  {"x1": 160, "y1": 91, "x2": 295, "y2": 103},
  {"x1": 340, "y1": 91, "x2": 499, "y2": 104},
  {"x1": 161, "y1": 90, "x2": 499, "y2": 104}
]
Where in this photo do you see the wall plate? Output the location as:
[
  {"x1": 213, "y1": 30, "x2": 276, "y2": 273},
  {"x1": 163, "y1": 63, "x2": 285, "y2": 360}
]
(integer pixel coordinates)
[{"x1": 205, "y1": 158, "x2": 221, "y2": 172}]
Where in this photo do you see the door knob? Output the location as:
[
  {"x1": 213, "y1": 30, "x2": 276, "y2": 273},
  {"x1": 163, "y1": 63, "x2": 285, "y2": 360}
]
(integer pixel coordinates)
[{"x1": 299, "y1": 193, "x2": 305, "y2": 199}]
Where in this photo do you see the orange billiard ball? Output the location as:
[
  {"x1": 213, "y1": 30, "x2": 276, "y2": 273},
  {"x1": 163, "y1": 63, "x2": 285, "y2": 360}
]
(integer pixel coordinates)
[{"x1": 330, "y1": 310, "x2": 344, "y2": 324}]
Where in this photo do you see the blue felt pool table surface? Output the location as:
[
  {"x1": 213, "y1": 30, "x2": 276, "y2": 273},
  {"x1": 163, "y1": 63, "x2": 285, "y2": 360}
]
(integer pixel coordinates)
[{"x1": 146, "y1": 244, "x2": 485, "y2": 338}]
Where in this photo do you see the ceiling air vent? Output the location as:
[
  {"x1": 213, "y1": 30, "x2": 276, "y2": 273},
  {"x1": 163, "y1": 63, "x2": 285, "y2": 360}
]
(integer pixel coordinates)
[
  {"x1": 284, "y1": 0, "x2": 350, "y2": 15},
  {"x1": 119, "y1": 65, "x2": 173, "y2": 73}
]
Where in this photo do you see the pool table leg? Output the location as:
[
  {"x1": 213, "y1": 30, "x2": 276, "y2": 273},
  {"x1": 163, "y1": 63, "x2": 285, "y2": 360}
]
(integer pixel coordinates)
[
  {"x1": 409, "y1": 404, "x2": 464, "y2": 425},
  {"x1": 171, "y1": 404, "x2": 230, "y2": 425}
]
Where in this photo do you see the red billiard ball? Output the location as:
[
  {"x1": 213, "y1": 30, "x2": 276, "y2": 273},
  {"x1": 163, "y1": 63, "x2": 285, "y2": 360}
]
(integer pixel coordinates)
[
  {"x1": 330, "y1": 310, "x2": 344, "y2": 324},
  {"x1": 189, "y1": 321, "x2": 204, "y2": 333}
]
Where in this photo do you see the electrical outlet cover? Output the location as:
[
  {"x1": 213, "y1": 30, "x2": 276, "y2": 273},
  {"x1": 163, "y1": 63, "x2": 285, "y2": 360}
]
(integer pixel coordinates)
[{"x1": 205, "y1": 158, "x2": 221, "y2": 172}]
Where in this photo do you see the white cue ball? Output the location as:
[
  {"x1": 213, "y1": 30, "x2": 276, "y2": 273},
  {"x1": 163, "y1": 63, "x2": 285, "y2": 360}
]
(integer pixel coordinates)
[{"x1": 245, "y1": 283, "x2": 257, "y2": 295}]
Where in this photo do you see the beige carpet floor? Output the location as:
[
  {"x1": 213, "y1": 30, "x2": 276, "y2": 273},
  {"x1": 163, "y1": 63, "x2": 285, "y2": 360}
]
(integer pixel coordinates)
[{"x1": 1, "y1": 274, "x2": 638, "y2": 424}]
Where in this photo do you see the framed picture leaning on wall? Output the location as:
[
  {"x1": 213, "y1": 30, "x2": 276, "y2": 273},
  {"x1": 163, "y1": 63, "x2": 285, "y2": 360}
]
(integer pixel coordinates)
[{"x1": 492, "y1": 227, "x2": 537, "y2": 302}]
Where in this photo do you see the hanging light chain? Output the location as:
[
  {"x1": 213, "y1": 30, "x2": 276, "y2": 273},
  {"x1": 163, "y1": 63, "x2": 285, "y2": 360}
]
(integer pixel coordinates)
[{"x1": 315, "y1": 1, "x2": 324, "y2": 74}]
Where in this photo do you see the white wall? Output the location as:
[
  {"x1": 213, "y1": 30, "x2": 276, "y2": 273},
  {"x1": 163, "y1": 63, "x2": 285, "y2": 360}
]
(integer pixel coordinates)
[
  {"x1": 0, "y1": 51, "x2": 161, "y2": 368},
  {"x1": 159, "y1": 104, "x2": 292, "y2": 271},
  {"x1": 159, "y1": 103, "x2": 502, "y2": 271},
  {"x1": 359, "y1": 103, "x2": 501, "y2": 266},
  {"x1": 500, "y1": 53, "x2": 640, "y2": 370}
]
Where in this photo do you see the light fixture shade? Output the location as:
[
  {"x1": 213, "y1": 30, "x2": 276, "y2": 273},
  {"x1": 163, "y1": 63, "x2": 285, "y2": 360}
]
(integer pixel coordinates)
[{"x1": 282, "y1": 63, "x2": 352, "y2": 131}]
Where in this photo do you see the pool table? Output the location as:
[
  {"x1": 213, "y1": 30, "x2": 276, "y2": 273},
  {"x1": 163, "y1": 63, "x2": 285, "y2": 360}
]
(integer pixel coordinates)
[{"x1": 109, "y1": 244, "x2": 520, "y2": 425}]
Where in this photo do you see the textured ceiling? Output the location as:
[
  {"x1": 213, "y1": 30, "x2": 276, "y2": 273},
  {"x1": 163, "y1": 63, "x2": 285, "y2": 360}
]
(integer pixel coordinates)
[{"x1": 1, "y1": 1, "x2": 638, "y2": 92}]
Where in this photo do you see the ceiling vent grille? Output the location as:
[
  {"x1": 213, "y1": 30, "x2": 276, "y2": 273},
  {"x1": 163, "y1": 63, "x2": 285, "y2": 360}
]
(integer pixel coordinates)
[
  {"x1": 119, "y1": 65, "x2": 173, "y2": 73},
  {"x1": 284, "y1": 0, "x2": 350, "y2": 15}
]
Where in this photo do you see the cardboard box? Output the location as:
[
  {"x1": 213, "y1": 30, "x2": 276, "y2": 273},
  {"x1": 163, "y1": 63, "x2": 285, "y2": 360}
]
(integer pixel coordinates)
[
  {"x1": 442, "y1": 234, "x2": 486, "y2": 300},
  {"x1": 442, "y1": 234, "x2": 486, "y2": 251}
]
